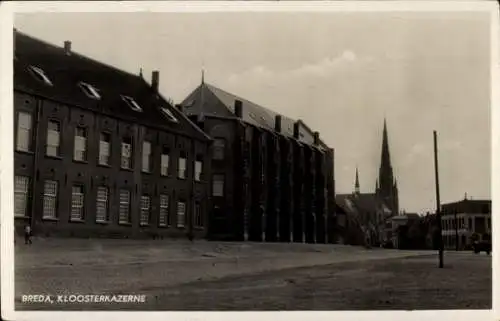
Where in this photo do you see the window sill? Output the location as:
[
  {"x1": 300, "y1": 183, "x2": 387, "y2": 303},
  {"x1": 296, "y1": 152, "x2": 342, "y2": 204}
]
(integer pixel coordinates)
[
  {"x1": 158, "y1": 225, "x2": 171, "y2": 228},
  {"x1": 96, "y1": 220, "x2": 110, "y2": 225},
  {"x1": 120, "y1": 168, "x2": 134, "y2": 172},
  {"x1": 177, "y1": 226, "x2": 186, "y2": 229},
  {"x1": 42, "y1": 217, "x2": 59, "y2": 221},
  {"x1": 45, "y1": 155, "x2": 63, "y2": 160},
  {"x1": 141, "y1": 171, "x2": 152, "y2": 175},
  {"x1": 194, "y1": 226, "x2": 205, "y2": 231},
  {"x1": 97, "y1": 163, "x2": 112, "y2": 168},
  {"x1": 15, "y1": 150, "x2": 34, "y2": 155},
  {"x1": 14, "y1": 215, "x2": 30, "y2": 219},
  {"x1": 72, "y1": 160, "x2": 88, "y2": 165},
  {"x1": 70, "y1": 219, "x2": 86, "y2": 223},
  {"x1": 139, "y1": 223, "x2": 150, "y2": 227}
]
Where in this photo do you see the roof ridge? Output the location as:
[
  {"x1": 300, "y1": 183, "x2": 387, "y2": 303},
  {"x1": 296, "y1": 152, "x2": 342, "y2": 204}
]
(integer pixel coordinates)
[
  {"x1": 15, "y1": 29, "x2": 143, "y2": 83},
  {"x1": 205, "y1": 82, "x2": 289, "y2": 120}
]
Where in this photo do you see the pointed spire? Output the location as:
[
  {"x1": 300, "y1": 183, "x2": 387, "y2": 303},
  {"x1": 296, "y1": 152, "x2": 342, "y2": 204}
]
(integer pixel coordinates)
[
  {"x1": 354, "y1": 166, "x2": 360, "y2": 194},
  {"x1": 377, "y1": 118, "x2": 398, "y2": 213},
  {"x1": 198, "y1": 68, "x2": 205, "y2": 123}
]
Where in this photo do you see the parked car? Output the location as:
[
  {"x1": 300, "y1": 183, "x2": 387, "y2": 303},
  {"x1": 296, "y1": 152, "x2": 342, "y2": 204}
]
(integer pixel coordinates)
[{"x1": 472, "y1": 240, "x2": 491, "y2": 255}]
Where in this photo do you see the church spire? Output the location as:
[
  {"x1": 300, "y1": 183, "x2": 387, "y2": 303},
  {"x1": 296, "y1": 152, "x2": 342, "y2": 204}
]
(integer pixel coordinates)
[
  {"x1": 377, "y1": 118, "x2": 398, "y2": 214},
  {"x1": 201, "y1": 68, "x2": 205, "y2": 84},
  {"x1": 354, "y1": 166, "x2": 360, "y2": 194},
  {"x1": 381, "y1": 118, "x2": 392, "y2": 171}
]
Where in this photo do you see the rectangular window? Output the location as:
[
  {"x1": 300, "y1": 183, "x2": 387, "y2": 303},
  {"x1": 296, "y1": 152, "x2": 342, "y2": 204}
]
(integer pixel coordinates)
[
  {"x1": 74, "y1": 127, "x2": 88, "y2": 161},
  {"x1": 16, "y1": 112, "x2": 32, "y2": 152},
  {"x1": 96, "y1": 186, "x2": 109, "y2": 222},
  {"x1": 142, "y1": 141, "x2": 152, "y2": 172},
  {"x1": 213, "y1": 138, "x2": 226, "y2": 160},
  {"x1": 46, "y1": 120, "x2": 61, "y2": 157},
  {"x1": 119, "y1": 189, "x2": 131, "y2": 224},
  {"x1": 178, "y1": 156, "x2": 187, "y2": 179},
  {"x1": 70, "y1": 185, "x2": 85, "y2": 221},
  {"x1": 177, "y1": 201, "x2": 186, "y2": 228},
  {"x1": 195, "y1": 158, "x2": 203, "y2": 181},
  {"x1": 14, "y1": 176, "x2": 30, "y2": 217},
  {"x1": 161, "y1": 147, "x2": 170, "y2": 176},
  {"x1": 121, "y1": 137, "x2": 133, "y2": 169},
  {"x1": 99, "y1": 133, "x2": 111, "y2": 165},
  {"x1": 159, "y1": 194, "x2": 170, "y2": 227},
  {"x1": 140, "y1": 195, "x2": 151, "y2": 226},
  {"x1": 43, "y1": 180, "x2": 58, "y2": 219},
  {"x1": 212, "y1": 174, "x2": 225, "y2": 197},
  {"x1": 194, "y1": 202, "x2": 203, "y2": 228}
]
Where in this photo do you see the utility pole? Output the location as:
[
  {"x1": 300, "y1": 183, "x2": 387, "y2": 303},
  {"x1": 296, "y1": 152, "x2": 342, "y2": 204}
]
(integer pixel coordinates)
[
  {"x1": 433, "y1": 131, "x2": 444, "y2": 268},
  {"x1": 454, "y1": 211, "x2": 459, "y2": 251}
]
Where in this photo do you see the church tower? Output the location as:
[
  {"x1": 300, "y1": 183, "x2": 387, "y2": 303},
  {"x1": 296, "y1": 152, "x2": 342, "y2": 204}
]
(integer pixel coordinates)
[
  {"x1": 376, "y1": 119, "x2": 399, "y2": 215},
  {"x1": 354, "y1": 166, "x2": 360, "y2": 195}
]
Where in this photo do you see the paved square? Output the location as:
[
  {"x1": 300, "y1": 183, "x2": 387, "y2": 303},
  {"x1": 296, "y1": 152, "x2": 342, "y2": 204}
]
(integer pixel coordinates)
[{"x1": 15, "y1": 239, "x2": 491, "y2": 310}]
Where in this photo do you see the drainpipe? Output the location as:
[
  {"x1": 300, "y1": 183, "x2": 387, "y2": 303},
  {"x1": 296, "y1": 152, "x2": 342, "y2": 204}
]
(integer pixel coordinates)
[
  {"x1": 188, "y1": 140, "x2": 195, "y2": 241},
  {"x1": 30, "y1": 99, "x2": 42, "y2": 231}
]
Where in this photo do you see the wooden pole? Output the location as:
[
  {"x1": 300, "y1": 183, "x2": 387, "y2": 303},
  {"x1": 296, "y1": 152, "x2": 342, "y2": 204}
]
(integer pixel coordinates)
[{"x1": 433, "y1": 131, "x2": 444, "y2": 268}]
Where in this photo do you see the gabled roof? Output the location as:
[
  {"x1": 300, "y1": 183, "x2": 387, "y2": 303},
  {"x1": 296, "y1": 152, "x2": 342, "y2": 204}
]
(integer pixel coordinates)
[
  {"x1": 181, "y1": 82, "x2": 329, "y2": 149},
  {"x1": 14, "y1": 30, "x2": 210, "y2": 142},
  {"x1": 336, "y1": 192, "x2": 392, "y2": 215}
]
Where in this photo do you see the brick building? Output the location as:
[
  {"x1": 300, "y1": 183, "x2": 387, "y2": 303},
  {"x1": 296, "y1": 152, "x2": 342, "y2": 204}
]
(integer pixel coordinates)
[
  {"x1": 179, "y1": 79, "x2": 336, "y2": 243},
  {"x1": 13, "y1": 31, "x2": 212, "y2": 239}
]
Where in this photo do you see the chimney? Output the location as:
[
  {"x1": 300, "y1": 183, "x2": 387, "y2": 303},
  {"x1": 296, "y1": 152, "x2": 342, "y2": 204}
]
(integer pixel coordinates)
[
  {"x1": 234, "y1": 100, "x2": 243, "y2": 118},
  {"x1": 274, "y1": 115, "x2": 282, "y2": 133},
  {"x1": 313, "y1": 131, "x2": 320, "y2": 145},
  {"x1": 63, "y1": 41, "x2": 72, "y2": 55},
  {"x1": 293, "y1": 122, "x2": 299, "y2": 139},
  {"x1": 152, "y1": 71, "x2": 160, "y2": 93},
  {"x1": 175, "y1": 104, "x2": 183, "y2": 113}
]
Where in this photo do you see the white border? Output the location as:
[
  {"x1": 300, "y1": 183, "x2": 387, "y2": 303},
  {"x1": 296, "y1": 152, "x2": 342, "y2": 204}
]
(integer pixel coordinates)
[{"x1": 1, "y1": 1, "x2": 498, "y2": 321}]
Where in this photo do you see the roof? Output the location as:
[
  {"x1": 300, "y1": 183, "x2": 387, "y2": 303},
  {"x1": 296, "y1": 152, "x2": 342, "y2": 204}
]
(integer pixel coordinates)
[
  {"x1": 336, "y1": 192, "x2": 393, "y2": 216},
  {"x1": 441, "y1": 199, "x2": 491, "y2": 215},
  {"x1": 181, "y1": 82, "x2": 330, "y2": 149},
  {"x1": 14, "y1": 30, "x2": 210, "y2": 142}
]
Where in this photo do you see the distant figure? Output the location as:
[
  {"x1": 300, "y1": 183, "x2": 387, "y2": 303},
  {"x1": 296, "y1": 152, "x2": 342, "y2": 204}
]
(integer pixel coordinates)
[{"x1": 24, "y1": 225, "x2": 32, "y2": 245}]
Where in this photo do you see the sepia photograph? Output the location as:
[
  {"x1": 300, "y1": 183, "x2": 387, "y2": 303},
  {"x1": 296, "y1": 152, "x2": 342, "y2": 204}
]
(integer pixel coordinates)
[{"x1": 0, "y1": 1, "x2": 498, "y2": 319}]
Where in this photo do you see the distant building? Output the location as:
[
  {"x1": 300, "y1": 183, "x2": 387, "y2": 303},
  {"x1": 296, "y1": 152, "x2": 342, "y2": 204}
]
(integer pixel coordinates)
[
  {"x1": 336, "y1": 120, "x2": 399, "y2": 246},
  {"x1": 441, "y1": 197, "x2": 491, "y2": 250},
  {"x1": 13, "y1": 31, "x2": 212, "y2": 239},
  {"x1": 179, "y1": 79, "x2": 336, "y2": 243},
  {"x1": 385, "y1": 213, "x2": 420, "y2": 249}
]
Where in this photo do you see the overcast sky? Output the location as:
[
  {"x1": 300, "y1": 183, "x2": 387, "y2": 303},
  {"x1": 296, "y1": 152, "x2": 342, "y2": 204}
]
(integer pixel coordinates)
[{"x1": 14, "y1": 11, "x2": 491, "y2": 213}]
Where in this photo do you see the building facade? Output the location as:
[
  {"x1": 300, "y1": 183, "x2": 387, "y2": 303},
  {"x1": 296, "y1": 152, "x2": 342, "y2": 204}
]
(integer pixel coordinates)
[
  {"x1": 179, "y1": 80, "x2": 336, "y2": 243},
  {"x1": 441, "y1": 198, "x2": 491, "y2": 250},
  {"x1": 13, "y1": 31, "x2": 212, "y2": 239}
]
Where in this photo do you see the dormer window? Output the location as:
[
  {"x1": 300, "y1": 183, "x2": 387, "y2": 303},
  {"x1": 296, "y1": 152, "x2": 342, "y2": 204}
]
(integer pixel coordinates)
[
  {"x1": 122, "y1": 95, "x2": 142, "y2": 112},
  {"x1": 160, "y1": 107, "x2": 179, "y2": 123},
  {"x1": 28, "y1": 66, "x2": 53, "y2": 86},
  {"x1": 79, "y1": 82, "x2": 101, "y2": 100}
]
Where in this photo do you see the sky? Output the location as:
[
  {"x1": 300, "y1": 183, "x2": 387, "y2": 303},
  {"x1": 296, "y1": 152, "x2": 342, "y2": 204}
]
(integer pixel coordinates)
[{"x1": 14, "y1": 11, "x2": 491, "y2": 213}]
